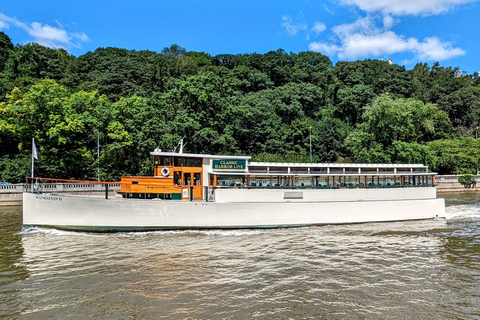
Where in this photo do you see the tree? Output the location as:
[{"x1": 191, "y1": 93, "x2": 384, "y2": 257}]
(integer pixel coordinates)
[
  {"x1": 161, "y1": 44, "x2": 187, "y2": 57},
  {"x1": 0, "y1": 32, "x2": 14, "y2": 72},
  {"x1": 0, "y1": 80, "x2": 112, "y2": 181},
  {"x1": 458, "y1": 174, "x2": 477, "y2": 188},
  {"x1": 345, "y1": 94, "x2": 439, "y2": 164},
  {"x1": 437, "y1": 86, "x2": 480, "y2": 133},
  {"x1": 428, "y1": 138, "x2": 480, "y2": 174}
]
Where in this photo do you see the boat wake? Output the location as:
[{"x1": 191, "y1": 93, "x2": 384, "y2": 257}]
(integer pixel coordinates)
[
  {"x1": 121, "y1": 229, "x2": 264, "y2": 237},
  {"x1": 446, "y1": 202, "x2": 480, "y2": 220},
  {"x1": 18, "y1": 226, "x2": 264, "y2": 237}
]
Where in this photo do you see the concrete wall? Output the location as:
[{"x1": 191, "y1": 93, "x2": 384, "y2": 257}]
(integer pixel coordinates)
[{"x1": 436, "y1": 175, "x2": 480, "y2": 192}]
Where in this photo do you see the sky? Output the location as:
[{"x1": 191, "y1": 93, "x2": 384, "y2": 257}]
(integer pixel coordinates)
[{"x1": 1, "y1": 0, "x2": 479, "y2": 74}]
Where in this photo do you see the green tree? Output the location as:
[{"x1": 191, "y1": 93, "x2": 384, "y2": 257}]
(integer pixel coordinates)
[
  {"x1": 345, "y1": 94, "x2": 439, "y2": 164},
  {"x1": 0, "y1": 80, "x2": 111, "y2": 181},
  {"x1": 428, "y1": 138, "x2": 480, "y2": 174},
  {"x1": 0, "y1": 32, "x2": 14, "y2": 72},
  {"x1": 458, "y1": 174, "x2": 477, "y2": 188}
]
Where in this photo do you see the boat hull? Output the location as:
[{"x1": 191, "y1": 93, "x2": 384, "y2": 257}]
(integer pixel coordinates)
[{"x1": 23, "y1": 191, "x2": 446, "y2": 231}]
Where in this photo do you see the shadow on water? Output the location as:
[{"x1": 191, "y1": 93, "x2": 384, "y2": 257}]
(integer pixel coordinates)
[{"x1": 0, "y1": 206, "x2": 30, "y2": 318}]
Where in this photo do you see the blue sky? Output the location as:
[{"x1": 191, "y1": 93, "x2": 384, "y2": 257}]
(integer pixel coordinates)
[{"x1": 1, "y1": 0, "x2": 479, "y2": 74}]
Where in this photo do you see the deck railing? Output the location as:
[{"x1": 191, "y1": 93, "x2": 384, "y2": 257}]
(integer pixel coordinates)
[{"x1": 215, "y1": 184, "x2": 436, "y2": 190}]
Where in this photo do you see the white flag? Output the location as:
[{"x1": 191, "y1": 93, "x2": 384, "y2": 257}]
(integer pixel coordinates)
[{"x1": 32, "y1": 139, "x2": 38, "y2": 160}]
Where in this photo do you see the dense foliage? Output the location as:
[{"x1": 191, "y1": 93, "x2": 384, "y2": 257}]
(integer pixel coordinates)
[{"x1": 1, "y1": 31, "x2": 480, "y2": 182}]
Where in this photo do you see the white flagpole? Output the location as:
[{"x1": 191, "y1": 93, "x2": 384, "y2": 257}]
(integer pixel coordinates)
[
  {"x1": 31, "y1": 138, "x2": 35, "y2": 191},
  {"x1": 31, "y1": 138, "x2": 38, "y2": 192}
]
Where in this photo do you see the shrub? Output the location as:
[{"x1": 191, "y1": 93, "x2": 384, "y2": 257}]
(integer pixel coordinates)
[{"x1": 458, "y1": 174, "x2": 477, "y2": 188}]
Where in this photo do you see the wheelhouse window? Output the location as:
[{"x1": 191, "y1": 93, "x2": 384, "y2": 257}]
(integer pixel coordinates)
[
  {"x1": 157, "y1": 156, "x2": 171, "y2": 166},
  {"x1": 174, "y1": 157, "x2": 202, "y2": 167}
]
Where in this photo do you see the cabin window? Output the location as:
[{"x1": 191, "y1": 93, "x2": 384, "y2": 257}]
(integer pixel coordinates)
[
  {"x1": 184, "y1": 172, "x2": 192, "y2": 185},
  {"x1": 249, "y1": 176, "x2": 271, "y2": 187},
  {"x1": 295, "y1": 177, "x2": 313, "y2": 187},
  {"x1": 217, "y1": 175, "x2": 243, "y2": 187},
  {"x1": 174, "y1": 171, "x2": 182, "y2": 185},
  {"x1": 194, "y1": 172, "x2": 201, "y2": 186},
  {"x1": 315, "y1": 176, "x2": 329, "y2": 187}
]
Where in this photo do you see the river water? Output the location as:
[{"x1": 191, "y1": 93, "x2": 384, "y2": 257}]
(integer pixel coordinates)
[{"x1": 1, "y1": 193, "x2": 480, "y2": 319}]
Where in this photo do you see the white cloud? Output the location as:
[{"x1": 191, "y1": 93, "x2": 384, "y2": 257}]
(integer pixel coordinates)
[
  {"x1": 340, "y1": 0, "x2": 479, "y2": 16},
  {"x1": 0, "y1": 13, "x2": 89, "y2": 49},
  {"x1": 382, "y1": 14, "x2": 397, "y2": 29},
  {"x1": 416, "y1": 36, "x2": 466, "y2": 60},
  {"x1": 308, "y1": 42, "x2": 340, "y2": 55},
  {"x1": 323, "y1": 4, "x2": 335, "y2": 15},
  {"x1": 281, "y1": 15, "x2": 307, "y2": 36},
  {"x1": 0, "y1": 18, "x2": 8, "y2": 30},
  {"x1": 311, "y1": 22, "x2": 326, "y2": 34},
  {"x1": 309, "y1": 17, "x2": 465, "y2": 61},
  {"x1": 72, "y1": 32, "x2": 89, "y2": 42}
]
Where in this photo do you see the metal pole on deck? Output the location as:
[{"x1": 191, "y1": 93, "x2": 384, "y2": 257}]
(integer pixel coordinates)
[
  {"x1": 31, "y1": 141, "x2": 34, "y2": 192},
  {"x1": 309, "y1": 126, "x2": 312, "y2": 162},
  {"x1": 97, "y1": 130, "x2": 100, "y2": 181},
  {"x1": 31, "y1": 138, "x2": 38, "y2": 192}
]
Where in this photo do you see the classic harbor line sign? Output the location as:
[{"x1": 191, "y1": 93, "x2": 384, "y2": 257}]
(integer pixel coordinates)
[{"x1": 212, "y1": 159, "x2": 246, "y2": 171}]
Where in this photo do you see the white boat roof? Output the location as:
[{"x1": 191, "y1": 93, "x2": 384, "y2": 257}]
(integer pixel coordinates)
[
  {"x1": 150, "y1": 150, "x2": 428, "y2": 169},
  {"x1": 209, "y1": 171, "x2": 436, "y2": 176},
  {"x1": 249, "y1": 162, "x2": 428, "y2": 169},
  {"x1": 150, "y1": 150, "x2": 251, "y2": 160}
]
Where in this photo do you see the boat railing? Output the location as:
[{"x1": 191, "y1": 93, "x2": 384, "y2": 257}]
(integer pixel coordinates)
[
  {"x1": 25, "y1": 177, "x2": 121, "y2": 196},
  {"x1": 215, "y1": 184, "x2": 436, "y2": 190}
]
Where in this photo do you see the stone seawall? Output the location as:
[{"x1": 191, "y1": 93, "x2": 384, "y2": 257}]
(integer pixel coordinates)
[{"x1": 436, "y1": 175, "x2": 480, "y2": 192}]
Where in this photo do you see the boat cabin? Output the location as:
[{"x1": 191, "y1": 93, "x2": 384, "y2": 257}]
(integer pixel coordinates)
[{"x1": 117, "y1": 149, "x2": 437, "y2": 200}]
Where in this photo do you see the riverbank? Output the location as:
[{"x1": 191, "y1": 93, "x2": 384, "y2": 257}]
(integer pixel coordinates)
[{"x1": 436, "y1": 175, "x2": 480, "y2": 192}]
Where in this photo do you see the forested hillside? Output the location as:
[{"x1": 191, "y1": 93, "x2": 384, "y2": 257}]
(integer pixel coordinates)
[{"x1": 1, "y1": 31, "x2": 480, "y2": 182}]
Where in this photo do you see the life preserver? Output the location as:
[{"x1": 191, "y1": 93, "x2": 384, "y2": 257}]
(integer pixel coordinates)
[{"x1": 161, "y1": 167, "x2": 170, "y2": 177}]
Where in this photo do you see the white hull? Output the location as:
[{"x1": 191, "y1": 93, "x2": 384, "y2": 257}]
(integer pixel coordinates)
[{"x1": 23, "y1": 188, "x2": 446, "y2": 231}]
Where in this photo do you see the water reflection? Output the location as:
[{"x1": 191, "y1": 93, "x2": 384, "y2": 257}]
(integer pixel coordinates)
[
  {"x1": 0, "y1": 207, "x2": 29, "y2": 318},
  {"x1": 1, "y1": 197, "x2": 480, "y2": 318}
]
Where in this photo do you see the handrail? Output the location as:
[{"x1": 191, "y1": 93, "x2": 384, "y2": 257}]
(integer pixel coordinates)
[
  {"x1": 26, "y1": 176, "x2": 120, "y2": 185},
  {"x1": 215, "y1": 184, "x2": 436, "y2": 190}
]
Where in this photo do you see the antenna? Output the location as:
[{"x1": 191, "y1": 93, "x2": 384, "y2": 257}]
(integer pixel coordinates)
[
  {"x1": 179, "y1": 138, "x2": 184, "y2": 154},
  {"x1": 173, "y1": 136, "x2": 187, "y2": 153}
]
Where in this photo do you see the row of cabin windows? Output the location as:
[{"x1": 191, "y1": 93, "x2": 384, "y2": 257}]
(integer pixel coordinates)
[
  {"x1": 156, "y1": 157, "x2": 202, "y2": 167},
  {"x1": 249, "y1": 166, "x2": 428, "y2": 174},
  {"x1": 215, "y1": 175, "x2": 434, "y2": 187}
]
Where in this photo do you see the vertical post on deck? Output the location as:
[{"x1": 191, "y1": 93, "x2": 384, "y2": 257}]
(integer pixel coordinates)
[
  {"x1": 309, "y1": 126, "x2": 312, "y2": 162},
  {"x1": 105, "y1": 184, "x2": 109, "y2": 199}
]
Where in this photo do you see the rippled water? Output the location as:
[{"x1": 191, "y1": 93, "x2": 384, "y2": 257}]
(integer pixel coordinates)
[{"x1": 1, "y1": 193, "x2": 480, "y2": 319}]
